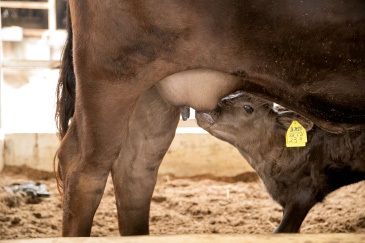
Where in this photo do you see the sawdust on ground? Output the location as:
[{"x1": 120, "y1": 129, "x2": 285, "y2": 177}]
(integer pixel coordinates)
[{"x1": 0, "y1": 166, "x2": 364, "y2": 239}]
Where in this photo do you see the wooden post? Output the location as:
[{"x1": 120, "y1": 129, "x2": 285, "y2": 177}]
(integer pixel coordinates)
[
  {"x1": 0, "y1": 8, "x2": 3, "y2": 132},
  {"x1": 48, "y1": 0, "x2": 56, "y2": 32},
  {"x1": 0, "y1": 10, "x2": 4, "y2": 171},
  {"x1": 48, "y1": 0, "x2": 56, "y2": 60}
]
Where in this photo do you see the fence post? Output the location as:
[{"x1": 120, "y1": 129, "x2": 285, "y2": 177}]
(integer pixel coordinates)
[
  {"x1": 48, "y1": 0, "x2": 56, "y2": 60},
  {"x1": 0, "y1": 13, "x2": 4, "y2": 171}
]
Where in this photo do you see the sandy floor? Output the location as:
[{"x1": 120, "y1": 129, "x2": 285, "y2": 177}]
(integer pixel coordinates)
[{"x1": 0, "y1": 166, "x2": 364, "y2": 239}]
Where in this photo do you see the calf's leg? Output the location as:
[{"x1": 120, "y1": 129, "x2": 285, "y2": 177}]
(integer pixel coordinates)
[
  {"x1": 274, "y1": 202, "x2": 312, "y2": 233},
  {"x1": 111, "y1": 87, "x2": 180, "y2": 235}
]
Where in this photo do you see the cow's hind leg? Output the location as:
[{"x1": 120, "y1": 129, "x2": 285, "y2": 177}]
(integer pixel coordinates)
[
  {"x1": 58, "y1": 80, "x2": 140, "y2": 236},
  {"x1": 111, "y1": 87, "x2": 180, "y2": 235}
]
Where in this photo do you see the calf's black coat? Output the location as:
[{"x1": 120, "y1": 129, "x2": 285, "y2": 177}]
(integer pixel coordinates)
[{"x1": 196, "y1": 92, "x2": 365, "y2": 233}]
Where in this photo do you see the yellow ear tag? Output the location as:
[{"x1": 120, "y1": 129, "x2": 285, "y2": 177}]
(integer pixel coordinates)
[{"x1": 286, "y1": 120, "x2": 307, "y2": 147}]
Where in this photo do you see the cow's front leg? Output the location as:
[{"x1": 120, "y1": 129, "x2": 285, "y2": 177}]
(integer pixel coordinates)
[{"x1": 111, "y1": 87, "x2": 180, "y2": 236}]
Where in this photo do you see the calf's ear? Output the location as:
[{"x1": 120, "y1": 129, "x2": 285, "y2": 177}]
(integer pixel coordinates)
[{"x1": 276, "y1": 111, "x2": 314, "y2": 131}]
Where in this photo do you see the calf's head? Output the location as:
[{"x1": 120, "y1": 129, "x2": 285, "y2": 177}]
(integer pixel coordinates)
[{"x1": 196, "y1": 91, "x2": 313, "y2": 147}]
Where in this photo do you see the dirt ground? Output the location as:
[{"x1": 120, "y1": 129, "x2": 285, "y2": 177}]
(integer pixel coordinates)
[{"x1": 0, "y1": 166, "x2": 364, "y2": 239}]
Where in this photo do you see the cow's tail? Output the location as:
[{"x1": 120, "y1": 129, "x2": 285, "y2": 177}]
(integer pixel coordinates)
[
  {"x1": 56, "y1": 2, "x2": 75, "y2": 139},
  {"x1": 54, "y1": 2, "x2": 75, "y2": 198}
]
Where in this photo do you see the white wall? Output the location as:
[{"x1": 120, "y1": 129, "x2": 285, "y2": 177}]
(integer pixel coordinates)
[{"x1": 3, "y1": 68, "x2": 59, "y2": 134}]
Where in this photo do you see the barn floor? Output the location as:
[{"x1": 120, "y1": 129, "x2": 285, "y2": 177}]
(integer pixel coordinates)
[
  {"x1": 0, "y1": 166, "x2": 364, "y2": 240},
  {"x1": 2, "y1": 234, "x2": 365, "y2": 243}
]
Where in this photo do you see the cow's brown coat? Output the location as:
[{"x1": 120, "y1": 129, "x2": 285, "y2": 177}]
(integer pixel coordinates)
[{"x1": 56, "y1": 0, "x2": 365, "y2": 236}]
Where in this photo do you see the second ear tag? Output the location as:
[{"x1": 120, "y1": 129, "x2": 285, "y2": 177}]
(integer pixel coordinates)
[{"x1": 286, "y1": 121, "x2": 307, "y2": 147}]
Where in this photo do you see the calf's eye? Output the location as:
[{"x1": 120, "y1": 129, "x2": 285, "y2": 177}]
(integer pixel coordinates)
[{"x1": 243, "y1": 105, "x2": 254, "y2": 114}]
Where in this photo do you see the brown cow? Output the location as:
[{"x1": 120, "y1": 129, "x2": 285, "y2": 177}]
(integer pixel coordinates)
[
  {"x1": 196, "y1": 91, "x2": 365, "y2": 233},
  {"x1": 56, "y1": 0, "x2": 365, "y2": 236}
]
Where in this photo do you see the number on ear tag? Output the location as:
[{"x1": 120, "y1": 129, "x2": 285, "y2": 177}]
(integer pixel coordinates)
[{"x1": 286, "y1": 121, "x2": 307, "y2": 147}]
